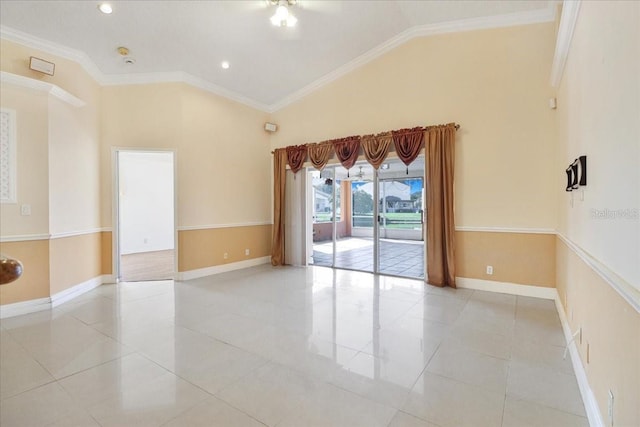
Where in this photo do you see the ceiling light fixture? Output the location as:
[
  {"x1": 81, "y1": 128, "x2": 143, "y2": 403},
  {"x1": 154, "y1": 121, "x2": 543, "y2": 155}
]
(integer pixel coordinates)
[
  {"x1": 221, "y1": 61, "x2": 230, "y2": 69},
  {"x1": 98, "y1": 3, "x2": 112, "y2": 14},
  {"x1": 269, "y1": 0, "x2": 297, "y2": 27}
]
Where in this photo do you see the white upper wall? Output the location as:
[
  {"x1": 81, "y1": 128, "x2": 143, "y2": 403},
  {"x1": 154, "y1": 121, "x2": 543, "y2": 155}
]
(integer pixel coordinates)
[{"x1": 556, "y1": 0, "x2": 640, "y2": 288}]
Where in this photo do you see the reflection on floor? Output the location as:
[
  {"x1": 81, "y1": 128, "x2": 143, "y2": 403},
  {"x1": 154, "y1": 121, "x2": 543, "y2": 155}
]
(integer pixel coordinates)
[
  {"x1": 0, "y1": 266, "x2": 587, "y2": 427},
  {"x1": 120, "y1": 249, "x2": 175, "y2": 282},
  {"x1": 313, "y1": 238, "x2": 424, "y2": 278}
]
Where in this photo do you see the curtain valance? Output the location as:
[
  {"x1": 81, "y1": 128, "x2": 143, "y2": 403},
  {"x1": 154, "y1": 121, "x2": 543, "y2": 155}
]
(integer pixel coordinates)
[
  {"x1": 361, "y1": 132, "x2": 392, "y2": 169},
  {"x1": 286, "y1": 144, "x2": 307, "y2": 174},
  {"x1": 392, "y1": 127, "x2": 425, "y2": 174},
  {"x1": 274, "y1": 123, "x2": 458, "y2": 172},
  {"x1": 332, "y1": 136, "x2": 361, "y2": 175},
  {"x1": 307, "y1": 142, "x2": 333, "y2": 170}
]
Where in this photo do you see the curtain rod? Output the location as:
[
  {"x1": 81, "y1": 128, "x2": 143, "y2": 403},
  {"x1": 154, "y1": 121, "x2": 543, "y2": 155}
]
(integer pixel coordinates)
[{"x1": 271, "y1": 123, "x2": 461, "y2": 154}]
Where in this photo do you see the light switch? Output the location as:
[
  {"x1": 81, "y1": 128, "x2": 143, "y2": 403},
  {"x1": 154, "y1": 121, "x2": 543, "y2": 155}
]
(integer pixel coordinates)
[{"x1": 20, "y1": 204, "x2": 31, "y2": 216}]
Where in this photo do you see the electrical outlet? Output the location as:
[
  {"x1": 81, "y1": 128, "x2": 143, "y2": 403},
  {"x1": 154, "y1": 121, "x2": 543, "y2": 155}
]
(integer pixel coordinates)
[
  {"x1": 608, "y1": 390, "x2": 614, "y2": 426},
  {"x1": 223, "y1": 252, "x2": 228, "y2": 260},
  {"x1": 486, "y1": 265, "x2": 493, "y2": 275},
  {"x1": 245, "y1": 249, "x2": 250, "y2": 256},
  {"x1": 20, "y1": 204, "x2": 31, "y2": 216}
]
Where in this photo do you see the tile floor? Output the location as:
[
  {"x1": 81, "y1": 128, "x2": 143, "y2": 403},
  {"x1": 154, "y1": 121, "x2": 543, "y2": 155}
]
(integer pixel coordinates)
[
  {"x1": 313, "y1": 238, "x2": 425, "y2": 278},
  {"x1": 0, "y1": 265, "x2": 587, "y2": 427}
]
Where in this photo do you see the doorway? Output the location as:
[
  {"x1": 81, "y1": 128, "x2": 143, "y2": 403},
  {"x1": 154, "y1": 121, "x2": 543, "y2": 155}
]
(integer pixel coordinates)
[
  {"x1": 115, "y1": 150, "x2": 176, "y2": 282},
  {"x1": 310, "y1": 158, "x2": 425, "y2": 279}
]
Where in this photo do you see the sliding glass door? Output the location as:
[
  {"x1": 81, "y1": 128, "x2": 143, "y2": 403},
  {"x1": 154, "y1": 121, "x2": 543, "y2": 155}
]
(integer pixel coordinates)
[{"x1": 310, "y1": 159, "x2": 424, "y2": 279}]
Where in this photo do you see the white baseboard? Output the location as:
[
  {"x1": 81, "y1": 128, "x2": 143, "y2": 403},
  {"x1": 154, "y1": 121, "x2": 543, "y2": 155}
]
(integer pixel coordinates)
[
  {"x1": 176, "y1": 256, "x2": 271, "y2": 281},
  {"x1": 456, "y1": 277, "x2": 557, "y2": 299},
  {"x1": 50, "y1": 274, "x2": 111, "y2": 308},
  {"x1": 554, "y1": 293, "x2": 604, "y2": 427},
  {"x1": 0, "y1": 274, "x2": 113, "y2": 319},
  {"x1": 0, "y1": 297, "x2": 51, "y2": 319}
]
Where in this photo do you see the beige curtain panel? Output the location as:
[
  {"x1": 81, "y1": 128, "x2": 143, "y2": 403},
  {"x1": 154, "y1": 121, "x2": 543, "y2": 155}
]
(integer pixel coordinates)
[
  {"x1": 271, "y1": 148, "x2": 287, "y2": 266},
  {"x1": 307, "y1": 142, "x2": 333, "y2": 170},
  {"x1": 361, "y1": 132, "x2": 392, "y2": 169},
  {"x1": 425, "y1": 123, "x2": 457, "y2": 287}
]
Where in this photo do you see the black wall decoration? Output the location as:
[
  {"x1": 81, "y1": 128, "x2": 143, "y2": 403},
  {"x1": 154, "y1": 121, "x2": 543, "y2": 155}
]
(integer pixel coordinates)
[{"x1": 565, "y1": 155, "x2": 587, "y2": 192}]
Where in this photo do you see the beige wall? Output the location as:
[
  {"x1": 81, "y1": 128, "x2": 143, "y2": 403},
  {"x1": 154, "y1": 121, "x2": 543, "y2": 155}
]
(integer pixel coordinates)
[
  {"x1": 179, "y1": 84, "x2": 272, "y2": 226},
  {"x1": 0, "y1": 84, "x2": 49, "y2": 237},
  {"x1": 1, "y1": 39, "x2": 102, "y2": 302},
  {"x1": 49, "y1": 233, "x2": 102, "y2": 295},
  {"x1": 100, "y1": 83, "x2": 272, "y2": 229},
  {"x1": 99, "y1": 83, "x2": 183, "y2": 228},
  {"x1": 456, "y1": 231, "x2": 555, "y2": 287},
  {"x1": 556, "y1": 238, "x2": 639, "y2": 427},
  {"x1": 178, "y1": 225, "x2": 271, "y2": 271},
  {"x1": 556, "y1": 1, "x2": 639, "y2": 289},
  {"x1": 0, "y1": 39, "x2": 93, "y2": 101},
  {"x1": 271, "y1": 23, "x2": 558, "y2": 231},
  {"x1": 48, "y1": 86, "x2": 101, "y2": 235},
  {"x1": 101, "y1": 231, "x2": 112, "y2": 275},
  {"x1": 0, "y1": 240, "x2": 50, "y2": 304},
  {"x1": 554, "y1": 2, "x2": 640, "y2": 426},
  {"x1": 100, "y1": 82, "x2": 273, "y2": 277}
]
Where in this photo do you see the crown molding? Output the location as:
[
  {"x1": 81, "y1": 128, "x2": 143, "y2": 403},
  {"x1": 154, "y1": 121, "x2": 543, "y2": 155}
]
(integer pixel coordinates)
[
  {"x1": 1, "y1": 25, "x2": 270, "y2": 112},
  {"x1": 2, "y1": 5, "x2": 557, "y2": 114},
  {"x1": 550, "y1": 0, "x2": 582, "y2": 87},
  {"x1": 269, "y1": 6, "x2": 557, "y2": 112},
  {"x1": 100, "y1": 71, "x2": 271, "y2": 112},
  {"x1": 0, "y1": 25, "x2": 105, "y2": 83},
  {"x1": 0, "y1": 71, "x2": 86, "y2": 107}
]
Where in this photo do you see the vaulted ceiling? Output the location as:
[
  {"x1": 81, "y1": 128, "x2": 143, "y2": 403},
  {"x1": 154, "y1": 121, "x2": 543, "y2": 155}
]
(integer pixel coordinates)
[{"x1": 0, "y1": 1, "x2": 556, "y2": 111}]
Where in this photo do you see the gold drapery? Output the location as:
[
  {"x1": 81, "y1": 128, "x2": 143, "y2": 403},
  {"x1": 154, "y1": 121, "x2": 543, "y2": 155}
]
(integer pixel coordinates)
[
  {"x1": 425, "y1": 123, "x2": 457, "y2": 287},
  {"x1": 271, "y1": 148, "x2": 287, "y2": 266}
]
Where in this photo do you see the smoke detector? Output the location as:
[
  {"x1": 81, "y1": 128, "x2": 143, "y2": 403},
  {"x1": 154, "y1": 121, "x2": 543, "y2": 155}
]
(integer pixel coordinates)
[{"x1": 117, "y1": 46, "x2": 135, "y2": 65}]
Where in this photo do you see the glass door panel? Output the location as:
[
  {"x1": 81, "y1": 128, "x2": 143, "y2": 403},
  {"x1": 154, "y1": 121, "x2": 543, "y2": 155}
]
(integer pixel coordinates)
[
  {"x1": 334, "y1": 164, "x2": 374, "y2": 272},
  {"x1": 377, "y1": 158, "x2": 425, "y2": 279},
  {"x1": 310, "y1": 168, "x2": 335, "y2": 267}
]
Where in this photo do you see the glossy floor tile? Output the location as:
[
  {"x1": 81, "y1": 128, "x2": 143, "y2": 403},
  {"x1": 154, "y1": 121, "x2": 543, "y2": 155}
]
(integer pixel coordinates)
[{"x1": 0, "y1": 266, "x2": 587, "y2": 426}]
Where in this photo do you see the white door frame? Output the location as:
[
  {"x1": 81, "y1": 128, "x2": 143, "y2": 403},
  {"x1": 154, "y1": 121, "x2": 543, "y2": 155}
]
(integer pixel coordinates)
[{"x1": 111, "y1": 147, "x2": 178, "y2": 282}]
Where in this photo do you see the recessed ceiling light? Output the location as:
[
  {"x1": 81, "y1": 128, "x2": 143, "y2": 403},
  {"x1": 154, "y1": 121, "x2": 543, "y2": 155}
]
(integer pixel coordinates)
[
  {"x1": 98, "y1": 3, "x2": 113, "y2": 14},
  {"x1": 221, "y1": 61, "x2": 230, "y2": 69}
]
